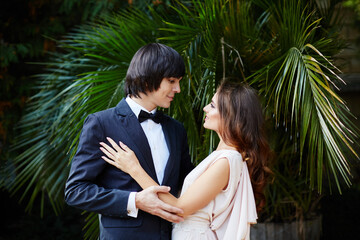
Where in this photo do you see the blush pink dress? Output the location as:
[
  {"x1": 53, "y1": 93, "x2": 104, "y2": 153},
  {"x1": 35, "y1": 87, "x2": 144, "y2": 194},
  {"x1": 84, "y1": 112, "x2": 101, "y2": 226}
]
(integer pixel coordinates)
[{"x1": 172, "y1": 150, "x2": 257, "y2": 240}]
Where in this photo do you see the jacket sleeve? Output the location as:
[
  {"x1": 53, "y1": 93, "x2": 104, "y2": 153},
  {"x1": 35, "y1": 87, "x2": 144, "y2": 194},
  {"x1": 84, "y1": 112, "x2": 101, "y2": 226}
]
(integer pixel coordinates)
[{"x1": 64, "y1": 114, "x2": 130, "y2": 217}]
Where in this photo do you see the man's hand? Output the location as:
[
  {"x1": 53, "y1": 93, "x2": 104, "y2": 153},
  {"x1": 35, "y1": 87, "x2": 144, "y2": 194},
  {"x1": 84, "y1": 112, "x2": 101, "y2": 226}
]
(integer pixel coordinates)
[{"x1": 135, "y1": 186, "x2": 184, "y2": 223}]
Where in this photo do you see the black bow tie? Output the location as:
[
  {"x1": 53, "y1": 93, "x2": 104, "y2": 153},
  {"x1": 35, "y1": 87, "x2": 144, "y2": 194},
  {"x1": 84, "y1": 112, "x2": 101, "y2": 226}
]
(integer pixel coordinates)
[{"x1": 138, "y1": 110, "x2": 163, "y2": 124}]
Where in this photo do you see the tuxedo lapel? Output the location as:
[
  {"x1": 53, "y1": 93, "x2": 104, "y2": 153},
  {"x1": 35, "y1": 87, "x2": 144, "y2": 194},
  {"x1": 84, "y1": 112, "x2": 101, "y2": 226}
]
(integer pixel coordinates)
[
  {"x1": 115, "y1": 99, "x2": 158, "y2": 183},
  {"x1": 161, "y1": 118, "x2": 176, "y2": 185}
]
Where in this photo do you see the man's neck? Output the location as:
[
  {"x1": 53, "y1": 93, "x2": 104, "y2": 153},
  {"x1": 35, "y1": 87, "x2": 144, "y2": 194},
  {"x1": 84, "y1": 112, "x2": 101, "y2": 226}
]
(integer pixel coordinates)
[{"x1": 130, "y1": 94, "x2": 156, "y2": 112}]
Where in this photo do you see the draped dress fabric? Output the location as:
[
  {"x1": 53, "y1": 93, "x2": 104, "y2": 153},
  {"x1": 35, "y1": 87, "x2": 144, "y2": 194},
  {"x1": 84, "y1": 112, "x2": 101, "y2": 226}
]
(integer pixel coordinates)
[{"x1": 172, "y1": 150, "x2": 258, "y2": 240}]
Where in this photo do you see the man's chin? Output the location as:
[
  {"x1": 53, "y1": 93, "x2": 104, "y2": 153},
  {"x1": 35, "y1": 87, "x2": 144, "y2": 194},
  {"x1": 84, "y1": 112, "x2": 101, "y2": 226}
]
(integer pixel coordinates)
[{"x1": 158, "y1": 104, "x2": 170, "y2": 109}]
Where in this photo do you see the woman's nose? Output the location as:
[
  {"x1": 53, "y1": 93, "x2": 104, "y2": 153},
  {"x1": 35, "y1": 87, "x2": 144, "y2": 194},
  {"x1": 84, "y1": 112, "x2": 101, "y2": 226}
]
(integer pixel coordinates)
[{"x1": 203, "y1": 104, "x2": 208, "y2": 112}]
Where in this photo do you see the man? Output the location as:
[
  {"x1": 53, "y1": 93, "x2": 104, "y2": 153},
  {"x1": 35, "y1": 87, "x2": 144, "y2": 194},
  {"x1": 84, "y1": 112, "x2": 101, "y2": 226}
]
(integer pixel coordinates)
[{"x1": 65, "y1": 43, "x2": 194, "y2": 240}]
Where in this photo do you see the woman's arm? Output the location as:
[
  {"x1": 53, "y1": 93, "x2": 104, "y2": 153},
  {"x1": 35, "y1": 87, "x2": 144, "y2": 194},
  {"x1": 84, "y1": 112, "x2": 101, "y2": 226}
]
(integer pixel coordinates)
[{"x1": 100, "y1": 138, "x2": 230, "y2": 218}]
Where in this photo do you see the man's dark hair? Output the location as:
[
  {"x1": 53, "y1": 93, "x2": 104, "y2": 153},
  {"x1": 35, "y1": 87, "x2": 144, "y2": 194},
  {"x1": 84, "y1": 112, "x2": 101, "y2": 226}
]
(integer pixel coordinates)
[{"x1": 125, "y1": 43, "x2": 185, "y2": 97}]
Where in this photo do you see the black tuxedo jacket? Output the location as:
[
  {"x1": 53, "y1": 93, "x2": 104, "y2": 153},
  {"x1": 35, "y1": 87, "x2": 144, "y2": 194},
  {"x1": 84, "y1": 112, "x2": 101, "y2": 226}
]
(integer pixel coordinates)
[{"x1": 65, "y1": 98, "x2": 193, "y2": 240}]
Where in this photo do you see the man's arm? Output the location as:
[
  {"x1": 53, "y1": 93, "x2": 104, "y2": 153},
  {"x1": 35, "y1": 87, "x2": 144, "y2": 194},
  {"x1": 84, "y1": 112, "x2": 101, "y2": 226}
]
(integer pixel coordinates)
[{"x1": 64, "y1": 114, "x2": 130, "y2": 217}]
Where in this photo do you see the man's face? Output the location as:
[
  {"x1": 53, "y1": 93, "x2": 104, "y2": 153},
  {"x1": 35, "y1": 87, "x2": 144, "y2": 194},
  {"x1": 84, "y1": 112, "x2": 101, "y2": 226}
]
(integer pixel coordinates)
[{"x1": 146, "y1": 77, "x2": 182, "y2": 109}]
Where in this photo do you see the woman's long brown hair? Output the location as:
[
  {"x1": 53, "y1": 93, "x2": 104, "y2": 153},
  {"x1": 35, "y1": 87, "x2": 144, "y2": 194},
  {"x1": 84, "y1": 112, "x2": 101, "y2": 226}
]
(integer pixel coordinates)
[{"x1": 217, "y1": 81, "x2": 271, "y2": 212}]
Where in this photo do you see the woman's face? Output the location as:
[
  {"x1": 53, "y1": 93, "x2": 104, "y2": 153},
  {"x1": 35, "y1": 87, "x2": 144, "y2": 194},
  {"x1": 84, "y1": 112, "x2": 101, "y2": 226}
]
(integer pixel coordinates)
[{"x1": 203, "y1": 93, "x2": 221, "y2": 132}]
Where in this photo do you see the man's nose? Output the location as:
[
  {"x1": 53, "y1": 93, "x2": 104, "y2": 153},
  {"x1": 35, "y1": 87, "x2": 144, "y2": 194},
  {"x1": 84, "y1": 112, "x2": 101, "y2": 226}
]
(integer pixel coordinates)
[{"x1": 173, "y1": 82, "x2": 181, "y2": 93}]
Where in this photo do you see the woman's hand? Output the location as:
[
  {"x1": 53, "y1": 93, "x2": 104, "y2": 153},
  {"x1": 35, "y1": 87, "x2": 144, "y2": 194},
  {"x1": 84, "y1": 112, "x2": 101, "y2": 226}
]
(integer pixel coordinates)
[{"x1": 100, "y1": 137, "x2": 140, "y2": 175}]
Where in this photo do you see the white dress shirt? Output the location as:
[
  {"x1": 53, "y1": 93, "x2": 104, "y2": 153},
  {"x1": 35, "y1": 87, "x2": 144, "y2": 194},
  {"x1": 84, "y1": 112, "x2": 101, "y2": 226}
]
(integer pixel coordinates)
[{"x1": 125, "y1": 96, "x2": 170, "y2": 217}]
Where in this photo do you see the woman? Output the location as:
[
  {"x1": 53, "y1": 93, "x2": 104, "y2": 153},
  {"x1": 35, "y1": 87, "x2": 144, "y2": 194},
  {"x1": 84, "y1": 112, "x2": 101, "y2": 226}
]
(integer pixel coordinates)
[{"x1": 100, "y1": 81, "x2": 270, "y2": 239}]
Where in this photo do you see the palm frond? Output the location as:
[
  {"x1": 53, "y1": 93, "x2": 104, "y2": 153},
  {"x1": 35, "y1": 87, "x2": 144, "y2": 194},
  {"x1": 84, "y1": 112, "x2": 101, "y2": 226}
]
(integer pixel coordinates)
[{"x1": 249, "y1": 1, "x2": 358, "y2": 191}]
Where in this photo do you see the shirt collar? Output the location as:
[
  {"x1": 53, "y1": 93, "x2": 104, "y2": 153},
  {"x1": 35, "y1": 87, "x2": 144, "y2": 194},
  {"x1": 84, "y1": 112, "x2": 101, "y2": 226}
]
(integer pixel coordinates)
[{"x1": 125, "y1": 96, "x2": 157, "y2": 119}]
